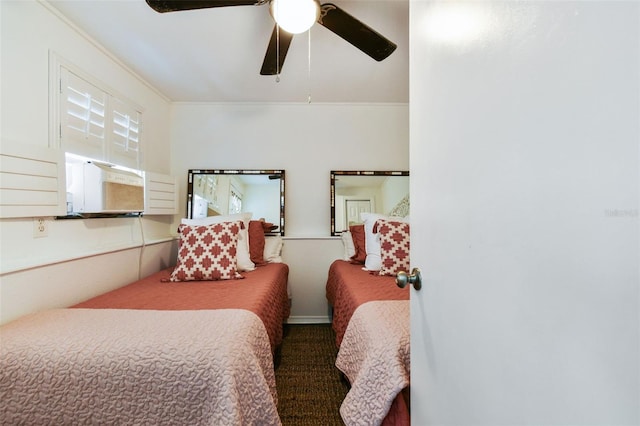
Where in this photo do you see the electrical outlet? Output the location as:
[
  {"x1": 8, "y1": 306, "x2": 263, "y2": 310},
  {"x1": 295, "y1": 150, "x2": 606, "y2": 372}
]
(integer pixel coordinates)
[{"x1": 33, "y1": 218, "x2": 48, "y2": 238}]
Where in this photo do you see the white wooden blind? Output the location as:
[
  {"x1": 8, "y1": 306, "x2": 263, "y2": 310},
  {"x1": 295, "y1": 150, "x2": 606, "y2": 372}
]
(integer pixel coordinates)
[
  {"x1": 229, "y1": 188, "x2": 242, "y2": 214},
  {"x1": 59, "y1": 66, "x2": 142, "y2": 170},
  {"x1": 110, "y1": 97, "x2": 141, "y2": 168},
  {"x1": 61, "y1": 68, "x2": 106, "y2": 161},
  {"x1": 0, "y1": 144, "x2": 66, "y2": 218},
  {"x1": 144, "y1": 172, "x2": 178, "y2": 215}
]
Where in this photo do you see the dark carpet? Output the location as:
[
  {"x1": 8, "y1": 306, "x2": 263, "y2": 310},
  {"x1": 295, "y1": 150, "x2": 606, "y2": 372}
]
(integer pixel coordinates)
[{"x1": 275, "y1": 324, "x2": 350, "y2": 426}]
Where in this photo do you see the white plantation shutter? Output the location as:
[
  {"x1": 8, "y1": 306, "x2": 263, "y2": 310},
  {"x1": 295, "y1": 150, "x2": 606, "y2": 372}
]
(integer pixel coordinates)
[
  {"x1": 58, "y1": 65, "x2": 142, "y2": 169},
  {"x1": 229, "y1": 189, "x2": 242, "y2": 214},
  {"x1": 61, "y1": 68, "x2": 106, "y2": 160},
  {"x1": 228, "y1": 182, "x2": 243, "y2": 214},
  {"x1": 110, "y1": 98, "x2": 141, "y2": 169}
]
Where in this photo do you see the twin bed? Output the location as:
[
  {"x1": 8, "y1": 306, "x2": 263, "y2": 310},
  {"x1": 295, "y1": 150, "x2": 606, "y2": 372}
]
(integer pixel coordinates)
[
  {"x1": 0, "y1": 215, "x2": 290, "y2": 425},
  {"x1": 1, "y1": 210, "x2": 410, "y2": 425},
  {"x1": 327, "y1": 213, "x2": 411, "y2": 426}
]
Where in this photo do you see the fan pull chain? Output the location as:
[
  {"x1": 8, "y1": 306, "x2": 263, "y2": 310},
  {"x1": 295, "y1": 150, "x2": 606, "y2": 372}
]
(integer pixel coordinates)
[
  {"x1": 307, "y1": 29, "x2": 311, "y2": 103},
  {"x1": 276, "y1": 24, "x2": 281, "y2": 83}
]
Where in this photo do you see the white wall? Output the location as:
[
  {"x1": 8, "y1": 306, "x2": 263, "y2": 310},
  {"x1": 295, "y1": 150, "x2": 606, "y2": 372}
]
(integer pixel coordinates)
[
  {"x1": 0, "y1": 1, "x2": 175, "y2": 324},
  {"x1": 0, "y1": 2, "x2": 409, "y2": 325},
  {"x1": 170, "y1": 103, "x2": 409, "y2": 321},
  {"x1": 0, "y1": 240, "x2": 177, "y2": 324},
  {"x1": 243, "y1": 183, "x2": 280, "y2": 225},
  {"x1": 410, "y1": 1, "x2": 639, "y2": 424},
  {"x1": 381, "y1": 175, "x2": 409, "y2": 215}
]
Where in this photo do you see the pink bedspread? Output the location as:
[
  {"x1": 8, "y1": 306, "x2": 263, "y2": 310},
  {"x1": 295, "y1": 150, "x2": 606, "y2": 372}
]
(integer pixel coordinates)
[
  {"x1": 326, "y1": 260, "x2": 409, "y2": 347},
  {"x1": 0, "y1": 308, "x2": 281, "y2": 425},
  {"x1": 336, "y1": 301, "x2": 410, "y2": 426},
  {"x1": 326, "y1": 260, "x2": 410, "y2": 425}
]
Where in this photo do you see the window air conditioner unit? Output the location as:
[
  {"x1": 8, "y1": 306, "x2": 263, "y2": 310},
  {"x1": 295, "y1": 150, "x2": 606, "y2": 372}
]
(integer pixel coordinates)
[{"x1": 70, "y1": 161, "x2": 144, "y2": 215}]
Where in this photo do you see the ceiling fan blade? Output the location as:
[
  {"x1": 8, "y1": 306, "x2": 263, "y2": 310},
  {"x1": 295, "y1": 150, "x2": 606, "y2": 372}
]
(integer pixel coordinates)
[
  {"x1": 260, "y1": 26, "x2": 294, "y2": 75},
  {"x1": 146, "y1": 0, "x2": 260, "y2": 13},
  {"x1": 318, "y1": 3, "x2": 397, "y2": 62}
]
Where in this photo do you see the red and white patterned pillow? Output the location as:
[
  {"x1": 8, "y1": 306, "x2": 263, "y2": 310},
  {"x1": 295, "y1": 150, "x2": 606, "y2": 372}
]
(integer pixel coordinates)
[
  {"x1": 375, "y1": 219, "x2": 410, "y2": 276},
  {"x1": 169, "y1": 221, "x2": 244, "y2": 282}
]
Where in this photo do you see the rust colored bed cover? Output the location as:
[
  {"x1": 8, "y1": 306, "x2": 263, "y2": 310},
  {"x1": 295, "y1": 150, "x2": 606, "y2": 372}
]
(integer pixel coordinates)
[
  {"x1": 73, "y1": 263, "x2": 290, "y2": 351},
  {"x1": 326, "y1": 260, "x2": 411, "y2": 426},
  {"x1": 326, "y1": 260, "x2": 409, "y2": 347}
]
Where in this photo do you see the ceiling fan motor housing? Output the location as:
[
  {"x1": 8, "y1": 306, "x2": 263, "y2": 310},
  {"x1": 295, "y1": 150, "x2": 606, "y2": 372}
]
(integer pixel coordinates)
[
  {"x1": 269, "y1": 0, "x2": 321, "y2": 34},
  {"x1": 145, "y1": 0, "x2": 397, "y2": 75}
]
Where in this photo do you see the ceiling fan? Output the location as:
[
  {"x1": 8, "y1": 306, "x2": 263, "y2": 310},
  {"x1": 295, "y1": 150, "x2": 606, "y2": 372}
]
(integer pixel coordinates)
[{"x1": 145, "y1": 0, "x2": 397, "y2": 75}]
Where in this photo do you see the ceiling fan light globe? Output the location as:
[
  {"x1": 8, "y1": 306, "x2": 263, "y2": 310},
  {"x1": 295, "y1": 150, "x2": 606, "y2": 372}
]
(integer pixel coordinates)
[{"x1": 270, "y1": 0, "x2": 320, "y2": 34}]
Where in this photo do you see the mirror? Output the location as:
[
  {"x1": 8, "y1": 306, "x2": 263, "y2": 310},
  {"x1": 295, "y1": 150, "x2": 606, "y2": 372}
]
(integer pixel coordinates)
[
  {"x1": 331, "y1": 170, "x2": 409, "y2": 236},
  {"x1": 187, "y1": 169, "x2": 285, "y2": 236}
]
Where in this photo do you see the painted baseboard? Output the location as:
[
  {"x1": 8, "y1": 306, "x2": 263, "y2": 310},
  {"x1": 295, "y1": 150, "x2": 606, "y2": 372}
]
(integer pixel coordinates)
[{"x1": 286, "y1": 316, "x2": 331, "y2": 324}]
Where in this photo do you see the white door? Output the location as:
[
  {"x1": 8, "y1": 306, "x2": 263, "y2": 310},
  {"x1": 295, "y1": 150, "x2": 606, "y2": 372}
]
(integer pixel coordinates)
[
  {"x1": 410, "y1": 1, "x2": 639, "y2": 425},
  {"x1": 345, "y1": 199, "x2": 372, "y2": 226}
]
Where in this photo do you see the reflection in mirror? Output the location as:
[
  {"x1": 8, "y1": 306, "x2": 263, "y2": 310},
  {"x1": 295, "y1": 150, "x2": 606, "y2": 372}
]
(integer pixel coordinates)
[
  {"x1": 331, "y1": 171, "x2": 409, "y2": 236},
  {"x1": 187, "y1": 169, "x2": 285, "y2": 236}
]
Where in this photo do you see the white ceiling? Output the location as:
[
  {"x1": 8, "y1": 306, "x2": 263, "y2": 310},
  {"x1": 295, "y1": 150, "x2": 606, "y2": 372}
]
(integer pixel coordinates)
[{"x1": 47, "y1": 0, "x2": 409, "y2": 103}]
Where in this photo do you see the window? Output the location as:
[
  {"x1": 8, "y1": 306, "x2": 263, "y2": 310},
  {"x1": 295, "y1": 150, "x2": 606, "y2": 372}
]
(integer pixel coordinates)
[
  {"x1": 229, "y1": 187, "x2": 243, "y2": 214},
  {"x1": 110, "y1": 97, "x2": 140, "y2": 168},
  {"x1": 57, "y1": 65, "x2": 142, "y2": 170},
  {"x1": 60, "y1": 68, "x2": 106, "y2": 161}
]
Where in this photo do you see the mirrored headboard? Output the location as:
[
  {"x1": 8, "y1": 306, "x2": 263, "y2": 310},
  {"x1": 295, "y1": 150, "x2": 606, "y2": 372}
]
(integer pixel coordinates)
[
  {"x1": 331, "y1": 170, "x2": 409, "y2": 236},
  {"x1": 187, "y1": 169, "x2": 285, "y2": 236}
]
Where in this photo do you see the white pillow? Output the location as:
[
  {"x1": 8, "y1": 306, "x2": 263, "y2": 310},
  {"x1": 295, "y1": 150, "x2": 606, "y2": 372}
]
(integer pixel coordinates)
[
  {"x1": 360, "y1": 212, "x2": 409, "y2": 271},
  {"x1": 181, "y1": 212, "x2": 255, "y2": 271},
  {"x1": 264, "y1": 236, "x2": 283, "y2": 263},
  {"x1": 340, "y1": 231, "x2": 356, "y2": 261}
]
